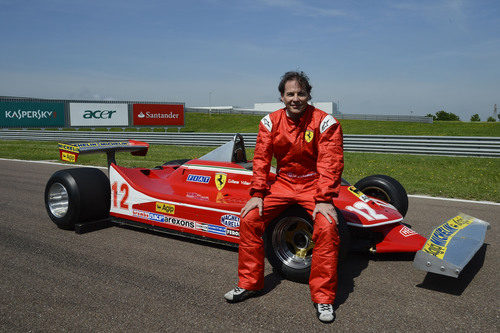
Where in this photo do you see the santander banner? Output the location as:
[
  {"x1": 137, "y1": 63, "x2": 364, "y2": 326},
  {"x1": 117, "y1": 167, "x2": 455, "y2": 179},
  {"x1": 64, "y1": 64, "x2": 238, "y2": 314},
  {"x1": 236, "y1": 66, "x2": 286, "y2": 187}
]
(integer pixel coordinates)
[{"x1": 133, "y1": 104, "x2": 184, "y2": 126}]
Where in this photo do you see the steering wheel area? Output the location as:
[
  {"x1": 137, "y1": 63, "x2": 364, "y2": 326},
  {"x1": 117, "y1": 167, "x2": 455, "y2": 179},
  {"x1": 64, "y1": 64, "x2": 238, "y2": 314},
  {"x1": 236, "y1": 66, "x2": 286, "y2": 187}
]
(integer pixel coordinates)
[{"x1": 231, "y1": 134, "x2": 247, "y2": 163}]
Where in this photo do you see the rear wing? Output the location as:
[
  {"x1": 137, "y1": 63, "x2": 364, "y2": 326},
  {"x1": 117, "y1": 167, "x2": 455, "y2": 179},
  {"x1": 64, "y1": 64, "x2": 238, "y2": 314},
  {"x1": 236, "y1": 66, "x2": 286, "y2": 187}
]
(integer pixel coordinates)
[
  {"x1": 58, "y1": 140, "x2": 149, "y2": 166},
  {"x1": 413, "y1": 213, "x2": 490, "y2": 278}
]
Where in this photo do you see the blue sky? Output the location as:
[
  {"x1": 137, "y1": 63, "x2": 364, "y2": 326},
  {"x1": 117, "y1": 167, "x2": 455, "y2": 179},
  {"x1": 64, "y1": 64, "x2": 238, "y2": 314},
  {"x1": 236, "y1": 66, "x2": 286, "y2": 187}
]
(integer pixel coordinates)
[{"x1": 1, "y1": 0, "x2": 499, "y2": 120}]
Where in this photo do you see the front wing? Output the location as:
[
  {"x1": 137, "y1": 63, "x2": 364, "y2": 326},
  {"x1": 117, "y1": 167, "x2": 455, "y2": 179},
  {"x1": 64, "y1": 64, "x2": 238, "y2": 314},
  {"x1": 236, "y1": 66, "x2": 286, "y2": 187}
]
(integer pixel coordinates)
[{"x1": 413, "y1": 213, "x2": 490, "y2": 277}]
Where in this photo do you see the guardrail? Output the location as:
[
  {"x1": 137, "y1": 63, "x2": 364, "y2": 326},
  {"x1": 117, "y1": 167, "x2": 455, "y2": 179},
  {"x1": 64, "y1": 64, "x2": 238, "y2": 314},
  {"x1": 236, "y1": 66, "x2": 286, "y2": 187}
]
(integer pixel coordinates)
[
  {"x1": 1, "y1": 130, "x2": 499, "y2": 157},
  {"x1": 185, "y1": 108, "x2": 433, "y2": 123}
]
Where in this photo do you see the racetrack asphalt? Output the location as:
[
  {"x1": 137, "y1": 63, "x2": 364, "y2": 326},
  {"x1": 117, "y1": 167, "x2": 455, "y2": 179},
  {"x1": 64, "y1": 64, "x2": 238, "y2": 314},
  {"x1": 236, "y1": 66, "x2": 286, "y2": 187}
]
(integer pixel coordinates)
[{"x1": 0, "y1": 159, "x2": 498, "y2": 332}]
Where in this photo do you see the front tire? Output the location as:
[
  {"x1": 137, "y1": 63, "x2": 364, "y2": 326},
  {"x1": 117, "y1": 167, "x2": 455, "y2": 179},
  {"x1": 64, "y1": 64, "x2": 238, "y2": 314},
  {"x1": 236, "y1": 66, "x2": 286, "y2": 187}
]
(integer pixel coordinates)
[
  {"x1": 264, "y1": 205, "x2": 350, "y2": 283},
  {"x1": 44, "y1": 168, "x2": 110, "y2": 230},
  {"x1": 354, "y1": 175, "x2": 408, "y2": 217}
]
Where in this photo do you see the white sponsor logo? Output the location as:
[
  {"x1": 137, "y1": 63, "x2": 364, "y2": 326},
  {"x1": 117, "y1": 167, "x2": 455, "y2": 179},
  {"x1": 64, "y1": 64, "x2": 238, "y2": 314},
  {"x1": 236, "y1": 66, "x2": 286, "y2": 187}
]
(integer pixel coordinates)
[
  {"x1": 400, "y1": 226, "x2": 418, "y2": 237},
  {"x1": 142, "y1": 111, "x2": 179, "y2": 119},
  {"x1": 261, "y1": 114, "x2": 272, "y2": 132},
  {"x1": 5, "y1": 110, "x2": 55, "y2": 119},
  {"x1": 320, "y1": 115, "x2": 336, "y2": 133}
]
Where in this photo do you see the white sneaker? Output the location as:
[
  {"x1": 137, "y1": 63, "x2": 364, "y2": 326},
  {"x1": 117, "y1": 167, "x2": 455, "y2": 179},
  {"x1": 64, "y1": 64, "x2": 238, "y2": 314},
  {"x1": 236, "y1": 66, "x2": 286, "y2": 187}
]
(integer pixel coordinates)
[
  {"x1": 224, "y1": 286, "x2": 257, "y2": 303},
  {"x1": 315, "y1": 303, "x2": 335, "y2": 323}
]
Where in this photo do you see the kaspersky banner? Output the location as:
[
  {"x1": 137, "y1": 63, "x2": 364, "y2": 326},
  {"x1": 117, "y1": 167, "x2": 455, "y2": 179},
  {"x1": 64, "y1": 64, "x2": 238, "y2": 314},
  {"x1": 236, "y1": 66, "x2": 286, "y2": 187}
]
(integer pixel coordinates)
[
  {"x1": 70, "y1": 103, "x2": 128, "y2": 126},
  {"x1": 0, "y1": 101, "x2": 65, "y2": 127},
  {"x1": 133, "y1": 104, "x2": 184, "y2": 126}
]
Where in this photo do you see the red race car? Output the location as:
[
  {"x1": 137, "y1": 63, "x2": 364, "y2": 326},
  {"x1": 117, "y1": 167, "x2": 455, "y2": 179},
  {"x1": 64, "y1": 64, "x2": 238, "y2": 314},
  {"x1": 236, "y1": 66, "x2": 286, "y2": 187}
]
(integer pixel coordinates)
[{"x1": 45, "y1": 134, "x2": 489, "y2": 281}]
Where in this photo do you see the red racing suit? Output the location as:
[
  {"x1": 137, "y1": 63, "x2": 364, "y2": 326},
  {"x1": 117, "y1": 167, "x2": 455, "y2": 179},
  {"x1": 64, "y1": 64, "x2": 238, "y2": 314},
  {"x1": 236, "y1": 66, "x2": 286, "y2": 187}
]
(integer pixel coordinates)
[{"x1": 238, "y1": 105, "x2": 344, "y2": 304}]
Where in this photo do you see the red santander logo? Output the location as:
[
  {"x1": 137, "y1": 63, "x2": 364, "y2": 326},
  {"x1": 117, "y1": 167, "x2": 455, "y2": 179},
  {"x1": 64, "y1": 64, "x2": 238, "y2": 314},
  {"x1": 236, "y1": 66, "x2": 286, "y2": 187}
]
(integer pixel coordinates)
[{"x1": 133, "y1": 104, "x2": 184, "y2": 126}]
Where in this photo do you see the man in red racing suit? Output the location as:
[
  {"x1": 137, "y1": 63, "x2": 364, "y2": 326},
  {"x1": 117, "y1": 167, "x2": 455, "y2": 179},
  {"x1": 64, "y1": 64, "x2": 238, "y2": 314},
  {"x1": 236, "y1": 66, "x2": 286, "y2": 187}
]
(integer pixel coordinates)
[{"x1": 224, "y1": 72, "x2": 344, "y2": 323}]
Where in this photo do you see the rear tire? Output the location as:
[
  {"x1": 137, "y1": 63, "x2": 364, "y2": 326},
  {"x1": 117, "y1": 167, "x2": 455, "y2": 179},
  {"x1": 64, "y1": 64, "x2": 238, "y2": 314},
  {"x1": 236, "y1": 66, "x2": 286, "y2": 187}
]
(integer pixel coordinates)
[
  {"x1": 264, "y1": 205, "x2": 350, "y2": 283},
  {"x1": 44, "y1": 168, "x2": 110, "y2": 230},
  {"x1": 354, "y1": 175, "x2": 408, "y2": 217}
]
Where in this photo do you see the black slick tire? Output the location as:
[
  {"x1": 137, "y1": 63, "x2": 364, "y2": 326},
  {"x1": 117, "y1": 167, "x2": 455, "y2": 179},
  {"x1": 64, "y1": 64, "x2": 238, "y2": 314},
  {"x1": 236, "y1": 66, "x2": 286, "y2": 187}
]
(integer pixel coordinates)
[
  {"x1": 44, "y1": 168, "x2": 110, "y2": 230},
  {"x1": 354, "y1": 174, "x2": 408, "y2": 217}
]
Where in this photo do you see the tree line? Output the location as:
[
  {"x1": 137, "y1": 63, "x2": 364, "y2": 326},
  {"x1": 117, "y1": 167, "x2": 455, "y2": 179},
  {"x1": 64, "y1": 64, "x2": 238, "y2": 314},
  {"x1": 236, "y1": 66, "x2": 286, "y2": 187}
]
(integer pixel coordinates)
[{"x1": 426, "y1": 110, "x2": 498, "y2": 122}]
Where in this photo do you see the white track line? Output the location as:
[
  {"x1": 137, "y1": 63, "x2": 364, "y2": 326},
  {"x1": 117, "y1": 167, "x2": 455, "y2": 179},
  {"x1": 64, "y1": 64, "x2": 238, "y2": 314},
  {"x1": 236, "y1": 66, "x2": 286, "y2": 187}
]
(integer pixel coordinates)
[
  {"x1": 1, "y1": 158, "x2": 499, "y2": 206},
  {"x1": 408, "y1": 194, "x2": 499, "y2": 206}
]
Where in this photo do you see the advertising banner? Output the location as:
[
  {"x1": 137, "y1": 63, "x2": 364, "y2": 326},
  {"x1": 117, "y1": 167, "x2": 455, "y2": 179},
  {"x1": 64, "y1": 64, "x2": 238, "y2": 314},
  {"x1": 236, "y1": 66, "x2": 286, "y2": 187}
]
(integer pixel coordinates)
[
  {"x1": 70, "y1": 103, "x2": 128, "y2": 127},
  {"x1": 0, "y1": 101, "x2": 65, "y2": 127},
  {"x1": 133, "y1": 104, "x2": 184, "y2": 126}
]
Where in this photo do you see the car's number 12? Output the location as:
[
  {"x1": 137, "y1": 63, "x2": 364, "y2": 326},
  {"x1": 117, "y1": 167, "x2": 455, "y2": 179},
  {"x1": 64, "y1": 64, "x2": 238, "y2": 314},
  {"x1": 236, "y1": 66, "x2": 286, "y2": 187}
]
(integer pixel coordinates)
[
  {"x1": 111, "y1": 182, "x2": 129, "y2": 209},
  {"x1": 345, "y1": 201, "x2": 387, "y2": 221}
]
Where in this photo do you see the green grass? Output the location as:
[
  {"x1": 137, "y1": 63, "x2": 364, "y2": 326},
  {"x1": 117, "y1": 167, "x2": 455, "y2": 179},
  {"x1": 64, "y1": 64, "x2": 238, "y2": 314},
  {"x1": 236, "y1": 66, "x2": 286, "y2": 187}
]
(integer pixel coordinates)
[
  {"x1": 175, "y1": 114, "x2": 500, "y2": 136},
  {"x1": 1, "y1": 140, "x2": 498, "y2": 202},
  {"x1": 340, "y1": 120, "x2": 500, "y2": 136},
  {"x1": 20, "y1": 113, "x2": 500, "y2": 136}
]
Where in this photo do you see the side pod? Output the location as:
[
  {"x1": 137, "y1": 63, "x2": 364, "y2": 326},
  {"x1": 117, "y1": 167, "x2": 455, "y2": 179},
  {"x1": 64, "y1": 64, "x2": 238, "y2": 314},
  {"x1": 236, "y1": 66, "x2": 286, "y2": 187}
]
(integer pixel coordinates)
[{"x1": 413, "y1": 213, "x2": 490, "y2": 278}]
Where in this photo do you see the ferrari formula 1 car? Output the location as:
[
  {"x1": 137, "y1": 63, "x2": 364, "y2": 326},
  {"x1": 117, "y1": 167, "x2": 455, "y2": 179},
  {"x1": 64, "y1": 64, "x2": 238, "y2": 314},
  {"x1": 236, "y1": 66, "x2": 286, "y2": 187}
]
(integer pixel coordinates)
[{"x1": 44, "y1": 134, "x2": 490, "y2": 281}]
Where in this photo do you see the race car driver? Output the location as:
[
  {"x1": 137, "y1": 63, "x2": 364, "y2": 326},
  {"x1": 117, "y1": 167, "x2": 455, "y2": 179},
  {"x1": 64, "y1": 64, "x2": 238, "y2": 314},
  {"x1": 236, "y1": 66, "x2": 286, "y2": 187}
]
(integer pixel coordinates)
[{"x1": 224, "y1": 71, "x2": 344, "y2": 323}]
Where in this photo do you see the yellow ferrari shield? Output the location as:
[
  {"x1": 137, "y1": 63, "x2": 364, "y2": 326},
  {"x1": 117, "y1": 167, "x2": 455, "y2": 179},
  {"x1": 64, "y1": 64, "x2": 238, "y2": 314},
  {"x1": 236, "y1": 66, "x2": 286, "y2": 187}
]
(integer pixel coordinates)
[
  {"x1": 215, "y1": 173, "x2": 227, "y2": 191},
  {"x1": 305, "y1": 130, "x2": 314, "y2": 143}
]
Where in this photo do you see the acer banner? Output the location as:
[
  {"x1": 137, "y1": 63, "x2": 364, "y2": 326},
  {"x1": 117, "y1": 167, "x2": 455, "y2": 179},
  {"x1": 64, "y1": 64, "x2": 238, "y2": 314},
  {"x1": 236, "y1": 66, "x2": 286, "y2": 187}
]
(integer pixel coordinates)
[
  {"x1": 0, "y1": 101, "x2": 65, "y2": 127},
  {"x1": 69, "y1": 103, "x2": 128, "y2": 126},
  {"x1": 133, "y1": 104, "x2": 184, "y2": 126}
]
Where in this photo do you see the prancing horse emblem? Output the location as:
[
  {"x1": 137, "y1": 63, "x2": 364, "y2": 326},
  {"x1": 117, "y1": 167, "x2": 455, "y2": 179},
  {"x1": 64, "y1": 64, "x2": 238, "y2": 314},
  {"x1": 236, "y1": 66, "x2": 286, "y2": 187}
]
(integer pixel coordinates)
[
  {"x1": 215, "y1": 173, "x2": 227, "y2": 191},
  {"x1": 305, "y1": 130, "x2": 314, "y2": 143}
]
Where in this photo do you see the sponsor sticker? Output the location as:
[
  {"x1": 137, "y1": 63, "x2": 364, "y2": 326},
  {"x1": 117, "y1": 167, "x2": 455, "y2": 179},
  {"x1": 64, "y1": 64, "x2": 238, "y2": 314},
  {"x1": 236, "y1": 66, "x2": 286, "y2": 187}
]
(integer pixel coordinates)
[
  {"x1": 186, "y1": 192, "x2": 209, "y2": 201},
  {"x1": 148, "y1": 212, "x2": 165, "y2": 223},
  {"x1": 133, "y1": 209, "x2": 196, "y2": 229},
  {"x1": 58, "y1": 141, "x2": 130, "y2": 153},
  {"x1": 220, "y1": 214, "x2": 240, "y2": 228},
  {"x1": 226, "y1": 228, "x2": 240, "y2": 238},
  {"x1": 215, "y1": 173, "x2": 227, "y2": 191},
  {"x1": 207, "y1": 224, "x2": 227, "y2": 235},
  {"x1": 422, "y1": 214, "x2": 475, "y2": 259},
  {"x1": 156, "y1": 202, "x2": 175, "y2": 214},
  {"x1": 61, "y1": 152, "x2": 76, "y2": 163},
  {"x1": 348, "y1": 186, "x2": 370, "y2": 202},
  {"x1": 399, "y1": 226, "x2": 417, "y2": 237},
  {"x1": 196, "y1": 222, "x2": 227, "y2": 236},
  {"x1": 187, "y1": 174, "x2": 211, "y2": 184},
  {"x1": 58, "y1": 143, "x2": 79, "y2": 153},
  {"x1": 164, "y1": 216, "x2": 195, "y2": 229}
]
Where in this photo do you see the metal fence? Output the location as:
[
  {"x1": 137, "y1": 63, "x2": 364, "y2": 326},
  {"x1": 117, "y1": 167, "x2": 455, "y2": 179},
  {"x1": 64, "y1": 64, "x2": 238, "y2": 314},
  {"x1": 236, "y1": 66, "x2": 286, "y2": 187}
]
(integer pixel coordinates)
[
  {"x1": 185, "y1": 107, "x2": 433, "y2": 123},
  {"x1": 1, "y1": 129, "x2": 498, "y2": 157}
]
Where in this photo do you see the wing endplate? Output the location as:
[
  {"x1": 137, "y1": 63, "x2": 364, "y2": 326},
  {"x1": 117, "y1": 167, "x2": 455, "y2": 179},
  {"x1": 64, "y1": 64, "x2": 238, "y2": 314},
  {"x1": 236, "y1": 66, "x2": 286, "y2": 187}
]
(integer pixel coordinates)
[{"x1": 413, "y1": 213, "x2": 490, "y2": 277}]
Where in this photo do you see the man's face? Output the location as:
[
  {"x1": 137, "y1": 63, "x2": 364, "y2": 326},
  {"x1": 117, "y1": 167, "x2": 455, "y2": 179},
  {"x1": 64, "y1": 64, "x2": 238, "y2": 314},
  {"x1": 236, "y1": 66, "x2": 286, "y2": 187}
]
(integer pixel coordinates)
[{"x1": 281, "y1": 79, "x2": 309, "y2": 118}]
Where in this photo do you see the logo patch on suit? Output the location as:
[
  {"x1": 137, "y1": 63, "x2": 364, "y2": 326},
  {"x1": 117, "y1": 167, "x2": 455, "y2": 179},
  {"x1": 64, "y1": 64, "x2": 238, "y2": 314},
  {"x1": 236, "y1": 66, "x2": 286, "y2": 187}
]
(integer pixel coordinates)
[
  {"x1": 320, "y1": 115, "x2": 336, "y2": 133},
  {"x1": 305, "y1": 130, "x2": 314, "y2": 142},
  {"x1": 261, "y1": 114, "x2": 272, "y2": 132},
  {"x1": 215, "y1": 173, "x2": 227, "y2": 190}
]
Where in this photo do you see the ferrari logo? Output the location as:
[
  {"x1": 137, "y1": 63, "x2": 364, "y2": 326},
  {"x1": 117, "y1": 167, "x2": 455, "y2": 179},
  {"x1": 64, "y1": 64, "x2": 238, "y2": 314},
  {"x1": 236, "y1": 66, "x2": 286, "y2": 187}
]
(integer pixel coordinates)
[
  {"x1": 305, "y1": 130, "x2": 314, "y2": 143},
  {"x1": 215, "y1": 173, "x2": 227, "y2": 191}
]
